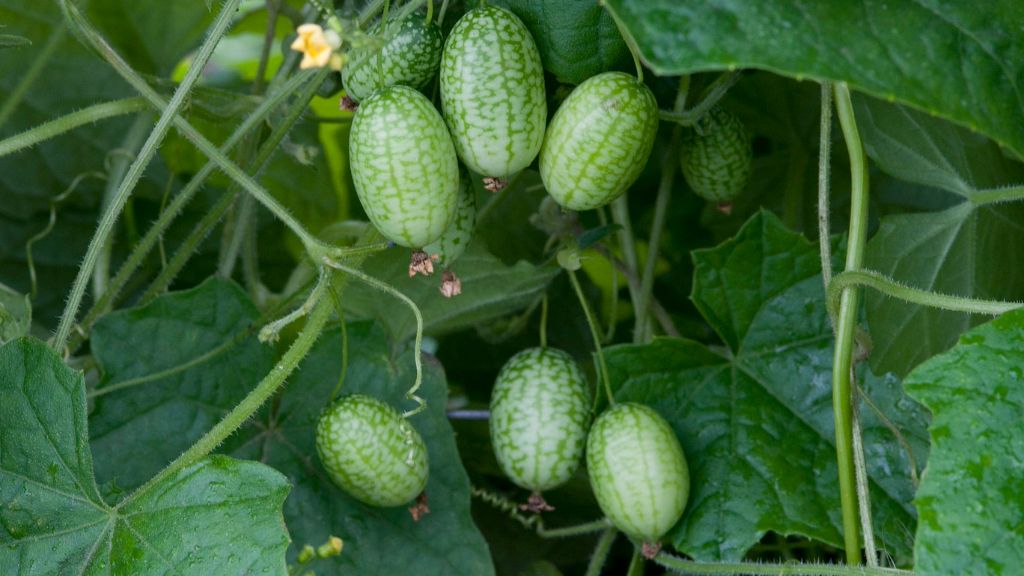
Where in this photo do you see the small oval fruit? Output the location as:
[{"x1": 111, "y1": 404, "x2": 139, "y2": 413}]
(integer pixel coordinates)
[
  {"x1": 423, "y1": 173, "x2": 475, "y2": 268},
  {"x1": 586, "y1": 402, "x2": 689, "y2": 544},
  {"x1": 349, "y1": 85, "x2": 459, "y2": 248},
  {"x1": 316, "y1": 394, "x2": 429, "y2": 507},
  {"x1": 540, "y1": 72, "x2": 659, "y2": 211},
  {"x1": 440, "y1": 6, "x2": 546, "y2": 179},
  {"x1": 680, "y1": 107, "x2": 751, "y2": 202},
  {"x1": 342, "y1": 14, "x2": 443, "y2": 103},
  {"x1": 490, "y1": 348, "x2": 591, "y2": 493}
]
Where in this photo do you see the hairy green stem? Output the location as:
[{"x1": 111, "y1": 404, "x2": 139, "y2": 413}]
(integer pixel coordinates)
[
  {"x1": 0, "y1": 98, "x2": 147, "y2": 157},
  {"x1": 818, "y1": 82, "x2": 834, "y2": 325},
  {"x1": 93, "y1": 114, "x2": 151, "y2": 300},
  {"x1": 0, "y1": 23, "x2": 67, "y2": 129},
  {"x1": 52, "y1": 0, "x2": 242, "y2": 353},
  {"x1": 827, "y1": 269, "x2": 1021, "y2": 319},
  {"x1": 658, "y1": 72, "x2": 742, "y2": 126},
  {"x1": 970, "y1": 184, "x2": 1024, "y2": 206},
  {"x1": 653, "y1": 553, "x2": 913, "y2": 576},
  {"x1": 831, "y1": 82, "x2": 868, "y2": 564},
  {"x1": 569, "y1": 268, "x2": 615, "y2": 408},
  {"x1": 851, "y1": 390, "x2": 877, "y2": 566},
  {"x1": 322, "y1": 256, "x2": 426, "y2": 418},
  {"x1": 538, "y1": 518, "x2": 613, "y2": 539},
  {"x1": 120, "y1": 274, "x2": 333, "y2": 507},
  {"x1": 61, "y1": 0, "x2": 330, "y2": 259},
  {"x1": 584, "y1": 528, "x2": 618, "y2": 576},
  {"x1": 65, "y1": 41, "x2": 321, "y2": 354},
  {"x1": 635, "y1": 78, "x2": 687, "y2": 342}
]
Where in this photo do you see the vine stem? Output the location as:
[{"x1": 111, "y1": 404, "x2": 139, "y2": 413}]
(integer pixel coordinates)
[
  {"x1": 609, "y1": 196, "x2": 641, "y2": 323},
  {"x1": 568, "y1": 268, "x2": 615, "y2": 408},
  {"x1": 66, "y1": 49, "x2": 322, "y2": 353},
  {"x1": 322, "y1": 257, "x2": 426, "y2": 418},
  {"x1": 827, "y1": 269, "x2": 1021, "y2": 319},
  {"x1": 119, "y1": 275, "x2": 334, "y2": 509},
  {"x1": 970, "y1": 184, "x2": 1024, "y2": 206},
  {"x1": 93, "y1": 114, "x2": 152, "y2": 299},
  {"x1": 653, "y1": 553, "x2": 912, "y2": 576},
  {"x1": 600, "y1": 0, "x2": 644, "y2": 82},
  {"x1": 831, "y1": 82, "x2": 868, "y2": 564},
  {"x1": 51, "y1": 0, "x2": 242, "y2": 353},
  {"x1": 658, "y1": 72, "x2": 743, "y2": 127},
  {"x1": 539, "y1": 293, "x2": 549, "y2": 348},
  {"x1": 0, "y1": 98, "x2": 147, "y2": 157},
  {"x1": 60, "y1": 0, "x2": 331, "y2": 260},
  {"x1": 635, "y1": 77, "x2": 687, "y2": 342},
  {"x1": 584, "y1": 528, "x2": 618, "y2": 576},
  {"x1": 851, "y1": 380, "x2": 877, "y2": 567},
  {"x1": 627, "y1": 549, "x2": 646, "y2": 576},
  {"x1": 818, "y1": 82, "x2": 834, "y2": 326}
]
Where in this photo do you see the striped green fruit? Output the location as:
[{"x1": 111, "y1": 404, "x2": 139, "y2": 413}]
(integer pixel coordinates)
[
  {"x1": 680, "y1": 107, "x2": 751, "y2": 202},
  {"x1": 316, "y1": 394, "x2": 429, "y2": 507},
  {"x1": 440, "y1": 6, "x2": 546, "y2": 179},
  {"x1": 424, "y1": 173, "x2": 475, "y2": 268},
  {"x1": 490, "y1": 348, "x2": 591, "y2": 492},
  {"x1": 349, "y1": 85, "x2": 459, "y2": 248},
  {"x1": 540, "y1": 72, "x2": 659, "y2": 211},
  {"x1": 586, "y1": 403, "x2": 689, "y2": 543},
  {"x1": 342, "y1": 14, "x2": 443, "y2": 103}
]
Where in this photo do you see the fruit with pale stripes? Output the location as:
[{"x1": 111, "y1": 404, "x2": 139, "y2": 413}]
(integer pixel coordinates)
[
  {"x1": 316, "y1": 394, "x2": 429, "y2": 507},
  {"x1": 540, "y1": 72, "x2": 658, "y2": 211},
  {"x1": 586, "y1": 402, "x2": 689, "y2": 545},
  {"x1": 680, "y1": 107, "x2": 751, "y2": 202},
  {"x1": 490, "y1": 348, "x2": 591, "y2": 493},
  {"x1": 349, "y1": 85, "x2": 459, "y2": 248},
  {"x1": 440, "y1": 6, "x2": 546, "y2": 179},
  {"x1": 342, "y1": 14, "x2": 443, "y2": 103}
]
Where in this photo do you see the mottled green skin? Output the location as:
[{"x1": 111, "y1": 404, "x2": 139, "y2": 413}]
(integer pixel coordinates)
[
  {"x1": 349, "y1": 85, "x2": 459, "y2": 248},
  {"x1": 440, "y1": 6, "x2": 546, "y2": 178},
  {"x1": 490, "y1": 348, "x2": 591, "y2": 492},
  {"x1": 680, "y1": 107, "x2": 752, "y2": 202},
  {"x1": 316, "y1": 394, "x2": 429, "y2": 507},
  {"x1": 343, "y1": 15, "x2": 443, "y2": 103},
  {"x1": 586, "y1": 403, "x2": 689, "y2": 543},
  {"x1": 540, "y1": 72, "x2": 659, "y2": 211},
  {"x1": 423, "y1": 174, "x2": 475, "y2": 267}
]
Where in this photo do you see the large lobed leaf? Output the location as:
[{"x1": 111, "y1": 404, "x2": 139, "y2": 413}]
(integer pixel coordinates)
[
  {"x1": 603, "y1": 0, "x2": 1024, "y2": 160},
  {"x1": 0, "y1": 337, "x2": 290, "y2": 574},
  {"x1": 604, "y1": 212, "x2": 930, "y2": 561},
  {"x1": 854, "y1": 95, "x2": 1024, "y2": 377},
  {"x1": 903, "y1": 309, "x2": 1024, "y2": 575},
  {"x1": 89, "y1": 278, "x2": 275, "y2": 491},
  {"x1": 224, "y1": 323, "x2": 496, "y2": 575},
  {"x1": 84, "y1": 278, "x2": 494, "y2": 574}
]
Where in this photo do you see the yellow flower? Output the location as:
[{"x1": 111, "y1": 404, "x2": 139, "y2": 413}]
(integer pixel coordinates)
[{"x1": 291, "y1": 23, "x2": 340, "y2": 70}]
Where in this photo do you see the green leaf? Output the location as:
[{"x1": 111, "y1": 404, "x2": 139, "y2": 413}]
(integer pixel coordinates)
[
  {"x1": 89, "y1": 278, "x2": 275, "y2": 491},
  {"x1": 0, "y1": 281, "x2": 30, "y2": 342},
  {"x1": 0, "y1": 337, "x2": 290, "y2": 574},
  {"x1": 854, "y1": 96, "x2": 1024, "y2": 376},
  {"x1": 224, "y1": 322, "x2": 496, "y2": 575},
  {"x1": 603, "y1": 211, "x2": 929, "y2": 561},
  {"x1": 341, "y1": 242, "x2": 558, "y2": 342},
  {"x1": 490, "y1": 0, "x2": 631, "y2": 84},
  {"x1": 903, "y1": 309, "x2": 1024, "y2": 575},
  {"x1": 603, "y1": 0, "x2": 1024, "y2": 160}
]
